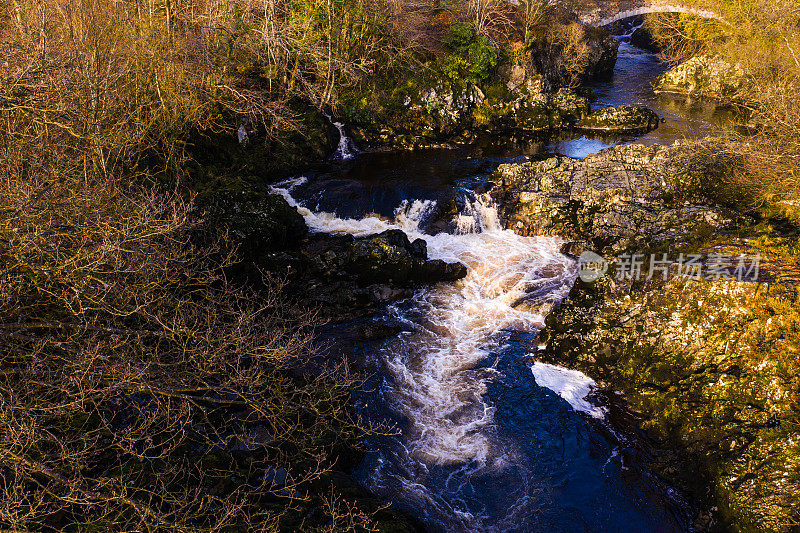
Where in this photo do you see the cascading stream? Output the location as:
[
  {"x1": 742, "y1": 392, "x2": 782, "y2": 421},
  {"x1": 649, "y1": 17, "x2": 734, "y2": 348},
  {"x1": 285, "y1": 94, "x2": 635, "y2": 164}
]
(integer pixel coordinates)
[
  {"x1": 320, "y1": 112, "x2": 358, "y2": 160},
  {"x1": 271, "y1": 178, "x2": 618, "y2": 529},
  {"x1": 273, "y1": 179, "x2": 579, "y2": 461},
  {"x1": 267, "y1": 33, "x2": 718, "y2": 530}
]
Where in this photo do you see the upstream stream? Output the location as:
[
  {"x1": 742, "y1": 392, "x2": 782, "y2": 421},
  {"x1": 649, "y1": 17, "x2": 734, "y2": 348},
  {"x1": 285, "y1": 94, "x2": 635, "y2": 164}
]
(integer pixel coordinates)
[{"x1": 274, "y1": 37, "x2": 734, "y2": 532}]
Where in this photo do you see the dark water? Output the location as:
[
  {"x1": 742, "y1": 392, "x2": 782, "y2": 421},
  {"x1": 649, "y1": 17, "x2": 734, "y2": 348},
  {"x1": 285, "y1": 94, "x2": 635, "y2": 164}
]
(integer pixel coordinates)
[
  {"x1": 590, "y1": 40, "x2": 737, "y2": 146},
  {"x1": 285, "y1": 39, "x2": 729, "y2": 532}
]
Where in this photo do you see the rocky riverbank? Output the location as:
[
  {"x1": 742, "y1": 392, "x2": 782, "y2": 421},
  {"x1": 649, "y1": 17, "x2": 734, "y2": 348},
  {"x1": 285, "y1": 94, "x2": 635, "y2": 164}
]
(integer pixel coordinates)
[
  {"x1": 654, "y1": 54, "x2": 744, "y2": 101},
  {"x1": 341, "y1": 19, "x2": 664, "y2": 152},
  {"x1": 202, "y1": 189, "x2": 468, "y2": 319},
  {"x1": 490, "y1": 143, "x2": 741, "y2": 254},
  {"x1": 493, "y1": 143, "x2": 800, "y2": 531}
]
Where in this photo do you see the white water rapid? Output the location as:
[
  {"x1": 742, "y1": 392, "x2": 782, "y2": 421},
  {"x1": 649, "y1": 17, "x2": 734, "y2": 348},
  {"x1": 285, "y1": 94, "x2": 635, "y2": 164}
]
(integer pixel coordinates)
[{"x1": 270, "y1": 178, "x2": 606, "y2": 467}]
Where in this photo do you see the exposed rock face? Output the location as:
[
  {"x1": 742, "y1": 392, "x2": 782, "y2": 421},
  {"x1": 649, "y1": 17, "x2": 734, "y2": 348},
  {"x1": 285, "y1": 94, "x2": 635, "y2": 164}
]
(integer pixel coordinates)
[
  {"x1": 577, "y1": 105, "x2": 660, "y2": 133},
  {"x1": 472, "y1": 79, "x2": 591, "y2": 132},
  {"x1": 491, "y1": 143, "x2": 734, "y2": 254},
  {"x1": 354, "y1": 78, "x2": 592, "y2": 149},
  {"x1": 341, "y1": 229, "x2": 467, "y2": 285},
  {"x1": 496, "y1": 143, "x2": 800, "y2": 530},
  {"x1": 654, "y1": 54, "x2": 744, "y2": 100}
]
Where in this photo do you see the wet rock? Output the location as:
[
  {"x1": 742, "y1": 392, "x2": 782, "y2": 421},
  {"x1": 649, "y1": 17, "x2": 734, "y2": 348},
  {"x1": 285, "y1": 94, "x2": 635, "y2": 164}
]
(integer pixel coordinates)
[
  {"x1": 654, "y1": 55, "x2": 744, "y2": 101},
  {"x1": 577, "y1": 105, "x2": 660, "y2": 133},
  {"x1": 346, "y1": 229, "x2": 466, "y2": 284}
]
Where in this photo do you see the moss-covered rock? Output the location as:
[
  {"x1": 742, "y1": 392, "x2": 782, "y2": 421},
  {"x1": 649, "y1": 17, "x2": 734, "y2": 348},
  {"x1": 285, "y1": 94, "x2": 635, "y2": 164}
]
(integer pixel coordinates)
[
  {"x1": 273, "y1": 229, "x2": 467, "y2": 317},
  {"x1": 654, "y1": 54, "x2": 744, "y2": 101},
  {"x1": 345, "y1": 229, "x2": 467, "y2": 285},
  {"x1": 577, "y1": 105, "x2": 660, "y2": 133},
  {"x1": 491, "y1": 143, "x2": 741, "y2": 254}
]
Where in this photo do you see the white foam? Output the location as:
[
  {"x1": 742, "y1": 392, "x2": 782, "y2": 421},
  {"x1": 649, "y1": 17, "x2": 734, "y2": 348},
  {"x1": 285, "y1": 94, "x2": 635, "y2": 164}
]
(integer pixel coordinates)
[
  {"x1": 531, "y1": 362, "x2": 607, "y2": 419},
  {"x1": 273, "y1": 181, "x2": 578, "y2": 466}
]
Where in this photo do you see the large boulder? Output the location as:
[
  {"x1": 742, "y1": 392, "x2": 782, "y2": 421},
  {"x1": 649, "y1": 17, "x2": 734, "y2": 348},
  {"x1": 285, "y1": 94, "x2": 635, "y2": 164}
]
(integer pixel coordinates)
[
  {"x1": 201, "y1": 189, "x2": 308, "y2": 260},
  {"x1": 291, "y1": 229, "x2": 467, "y2": 316},
  {"x1": 472, "y1": 78, "x2": 591, "y2": 132},
  {"x1": 490, "y1": 143, "x2": 738, "y2": 254},
  {"x1": 654, "y1": 54, "x2": 744, "y2": 100},
  {"x1": 345, "y1": 229, "x2": 467, "y2": 284},
  {"x1": 577, "y1": 105, "x2": 660, "y2": 133}
]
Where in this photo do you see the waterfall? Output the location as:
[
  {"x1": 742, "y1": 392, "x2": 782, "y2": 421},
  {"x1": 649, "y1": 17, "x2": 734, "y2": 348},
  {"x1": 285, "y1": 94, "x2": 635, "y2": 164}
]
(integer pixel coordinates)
[{"x1": 320, "y1": 111, "x2": 358, "y2": 160}]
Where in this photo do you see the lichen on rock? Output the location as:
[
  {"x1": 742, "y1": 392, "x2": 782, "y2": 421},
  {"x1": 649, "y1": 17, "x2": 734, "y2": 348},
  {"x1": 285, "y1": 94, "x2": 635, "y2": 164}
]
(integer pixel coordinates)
[
  {"x1": 577, "y1": 105, "x2": 660, "y2": 133},
  {"x1": 654, "y1": 54, "x2": 744, "y2": 101},
  {"x1": 491, "y1": 143, "x2": 738, "y2": 254}
]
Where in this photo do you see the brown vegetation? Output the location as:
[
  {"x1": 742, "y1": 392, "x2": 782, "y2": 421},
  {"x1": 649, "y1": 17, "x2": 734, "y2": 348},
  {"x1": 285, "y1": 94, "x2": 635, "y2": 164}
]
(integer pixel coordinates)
[
  {"x1": 0, "y1": 170, "x2": 389, "y2": 530},
  {"x1": 645, "y1": 2, "x2": 800, "y2": 219},
  {"x1": 0, "y1": 0, "x2": 417, "y2": 530}
]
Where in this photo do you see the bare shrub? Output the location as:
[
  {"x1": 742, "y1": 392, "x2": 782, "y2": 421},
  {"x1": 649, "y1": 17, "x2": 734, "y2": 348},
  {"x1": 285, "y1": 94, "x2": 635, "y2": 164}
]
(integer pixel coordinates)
[{"x1": 0, "y1": 172, "x2": 378, "y2": 531}]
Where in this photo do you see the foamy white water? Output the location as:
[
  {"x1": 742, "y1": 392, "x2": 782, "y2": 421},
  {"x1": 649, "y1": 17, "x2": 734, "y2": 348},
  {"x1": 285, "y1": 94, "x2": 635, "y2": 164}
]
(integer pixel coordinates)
[
  {"x1": 272, "y1": 178, "x2": 580, "y2": 466},
  {"x1": 531, "y1": 362, "x2": 607, "y2": 419},
  {"x1": 320, "y1": 111, "x2": 358, "y2": 159}
]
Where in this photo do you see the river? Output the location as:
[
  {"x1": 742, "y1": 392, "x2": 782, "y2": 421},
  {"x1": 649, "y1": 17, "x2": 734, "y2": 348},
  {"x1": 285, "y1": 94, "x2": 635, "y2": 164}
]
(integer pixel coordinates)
[{"x1": 272, "y1": 37, "x2": 732, "y2": 532}]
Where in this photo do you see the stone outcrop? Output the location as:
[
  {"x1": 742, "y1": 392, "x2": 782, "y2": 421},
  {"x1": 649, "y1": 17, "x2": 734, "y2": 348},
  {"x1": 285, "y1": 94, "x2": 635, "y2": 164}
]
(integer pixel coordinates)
[
  {"x1": 654, "y1": 54, "x2": 744, "y2": 100},
  {"x1": 577, "y1": 105, "x2": 660, "y2": 133},
  {"x1": 491, "y1": 143, "x2": 735, "y2": 254},
  {"x1": 287, "y1": 229, "x2": 467, "y2": 315}
]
